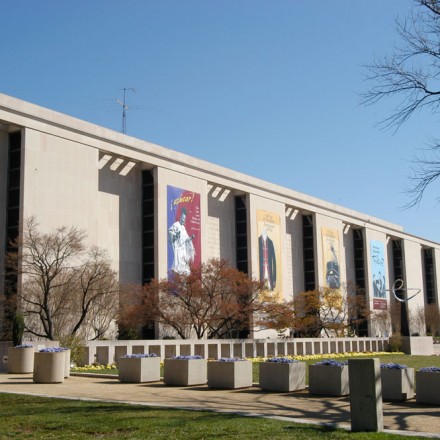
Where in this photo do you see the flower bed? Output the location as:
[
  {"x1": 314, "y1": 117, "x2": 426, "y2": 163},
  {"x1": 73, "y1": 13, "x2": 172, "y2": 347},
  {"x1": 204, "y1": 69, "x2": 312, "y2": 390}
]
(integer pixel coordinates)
[
  {"x1": 380, "y1": 363, "x2": 414, "y2": 401},
  {"x1": 309, "y1": 359, "x2": 349, "y2": 396},
  {"x1": 71, "y1": 363, "x2": 117, "y2": 373},
  {"x1": 118, "y1": 353, "x2": 160, "y2": 383},
  {"x1": 208, "y1": 358, "x2": 252, "y2": 389},
  {"x1": 7, "y1": 344, "x2": 35, "y2": 374},
  {"x1": 259, "y1": 358, "x2": 306, "y2": 392},
  {"x1": 416, "y1": 367, "x2": 440, "y2": 404},
  {"x1": 164, "y1": 355, "x2": 207, "y2": 386},
  {"x1": 122, "y1": 353, "x2": 158, "y2": 358},
  {"x1": 248, "y1": 351, "x2": 403, "y2": 364},
  {"x1": 172, "y1": 355, "x2": 203, "y2": 360}
]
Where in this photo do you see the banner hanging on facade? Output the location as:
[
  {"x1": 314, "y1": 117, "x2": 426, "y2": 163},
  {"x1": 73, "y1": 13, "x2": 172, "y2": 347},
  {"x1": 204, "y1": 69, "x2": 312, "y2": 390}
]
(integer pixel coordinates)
[
  {"x1": 321, "y1": 227, "x2": 341, "y2": 289},
  {"x1": 371, "y1": 240, "x2": 387, "y2": 310},
  {"x1": 256, "y1": 210, "x2": 282, "y2": 300},
  {"x1": 167, "y1": 185, "x2": 201, "y2": 276}
]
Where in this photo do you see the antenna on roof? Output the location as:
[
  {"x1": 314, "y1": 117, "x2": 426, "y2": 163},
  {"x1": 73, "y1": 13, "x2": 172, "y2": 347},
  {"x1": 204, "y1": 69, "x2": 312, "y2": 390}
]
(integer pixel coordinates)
[{"x1": 116, "y1": 88, "x2": 136, "y2": 134}]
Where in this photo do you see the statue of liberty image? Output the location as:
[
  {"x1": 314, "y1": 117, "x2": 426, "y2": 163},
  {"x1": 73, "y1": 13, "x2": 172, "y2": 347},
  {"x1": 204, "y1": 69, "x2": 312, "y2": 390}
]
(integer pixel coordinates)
[
  {"x1": 326, "y1": 244, "x2": 340, "y2": 289},
  {"x1": 168, "y1": 207, "x2": 195, "y2": 275}
]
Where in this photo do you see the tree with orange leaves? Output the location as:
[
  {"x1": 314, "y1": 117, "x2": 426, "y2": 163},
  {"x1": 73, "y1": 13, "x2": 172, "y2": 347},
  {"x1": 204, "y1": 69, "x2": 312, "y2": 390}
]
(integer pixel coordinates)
[{"x1": 119, "y1": 258, "x2": 267, "y2": 339}]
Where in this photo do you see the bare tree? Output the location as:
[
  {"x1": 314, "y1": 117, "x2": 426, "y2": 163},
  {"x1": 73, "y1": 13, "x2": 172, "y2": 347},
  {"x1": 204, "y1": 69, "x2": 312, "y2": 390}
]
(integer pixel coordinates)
[
  {"x1": 6, "y1": 217, "x2": 119, "y2": 340},
  {"x1": 425, "y1": 302, "x2": 440, "y2": 335},
  {"x1": 363, "y1": 0, "x2": 440, "y2": 206},
  {"x1": 119, "y1": 258, "x2": 268, "y2": 340},
  {"x1": 373, "y1": 308, "x2": 392, "y2": 337},
  {"x1": 411, "y1": 305, "x2": 427, "y2": 335}
]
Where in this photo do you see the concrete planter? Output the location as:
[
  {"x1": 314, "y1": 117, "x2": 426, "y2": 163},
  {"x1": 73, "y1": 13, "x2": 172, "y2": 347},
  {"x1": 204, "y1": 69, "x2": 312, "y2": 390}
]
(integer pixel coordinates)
[
  {"x1": 63, "y1": 349, "x2": 71, "y2": 378},
  {"x1": 33, "y1": 351, "x2": 65, "y2": 383},
  {"x1": 163, "y1": 358, "x2": 207, "y2": 386},
  {"x1": 207, "y1": 360, "x2": 252, "y2": 389},
  {"x1": 7, "y1": 346, "x2": 35, "y2": 374},
  {"x1": 309, "y1": 364, "x2": 349, "y2": 396},
  {"x1": 259, "y1": 361, "x2": 306, "y2": 392},
  {"x1": 381, "y1": 367, "x2": 414, "y2": 401},
  {"x1": 416, "y1": 371, "x2": 440, "y2": 404},
  {"x1": 118, "y1": 356, "x2": 161, "y2": 383}
]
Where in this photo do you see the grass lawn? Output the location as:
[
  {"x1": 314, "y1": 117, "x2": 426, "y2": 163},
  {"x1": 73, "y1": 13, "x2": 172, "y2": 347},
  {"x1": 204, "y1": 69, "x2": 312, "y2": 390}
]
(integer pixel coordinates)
[{"x1": 0, "y1": 393, "x2": 430, "y2": 440}]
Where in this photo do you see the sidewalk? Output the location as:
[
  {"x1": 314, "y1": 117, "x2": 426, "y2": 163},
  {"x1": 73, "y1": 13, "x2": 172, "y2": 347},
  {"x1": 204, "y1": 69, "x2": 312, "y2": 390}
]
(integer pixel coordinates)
[{"x1": 1, "y1": 373, "x2": 440, "y2": 438}]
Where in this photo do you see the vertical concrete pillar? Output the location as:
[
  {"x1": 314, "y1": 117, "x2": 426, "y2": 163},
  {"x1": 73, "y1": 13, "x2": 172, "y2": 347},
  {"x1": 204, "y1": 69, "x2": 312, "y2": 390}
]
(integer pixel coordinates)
[{"x1": 348, "y1": 358, "x2": 383, "y2": 432}]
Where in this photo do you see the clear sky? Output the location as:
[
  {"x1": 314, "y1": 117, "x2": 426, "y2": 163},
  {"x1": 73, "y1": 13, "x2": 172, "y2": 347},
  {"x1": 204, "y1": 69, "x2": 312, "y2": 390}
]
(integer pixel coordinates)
[{"x1": 2, "y1": 1, "x2": 438, "y2": 243}]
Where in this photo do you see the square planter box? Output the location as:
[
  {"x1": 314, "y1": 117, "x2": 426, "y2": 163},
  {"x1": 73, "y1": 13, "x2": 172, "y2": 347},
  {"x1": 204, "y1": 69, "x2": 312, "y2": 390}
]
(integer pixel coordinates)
[
  {"x1": 381, "y1": 368, "x2": 414, "y2": 401},
  {"x1": 7, "y1": 346, "x2": 35, "y2": 374},
  {"x1": 309, "y1": 364, "x2": 349, "y2": 396},
  {"x1": 118, "y1": 356, "x2": 161, "y2": 383},
  {"x1": 207, "y1": 360, "x2": 252, "y2": 389},
  {"x1": 33, "y1": 351, "x2": 65, "y2": 383},
  {"x1": 416, "y1": 371, "x2": 440, "y2": 404},
  {"x1": 259, "y1": 361, "x2": 306, "y2": 392},
  {"x1": 164, "y1": 358, "x2": 207, "y2": 386}
]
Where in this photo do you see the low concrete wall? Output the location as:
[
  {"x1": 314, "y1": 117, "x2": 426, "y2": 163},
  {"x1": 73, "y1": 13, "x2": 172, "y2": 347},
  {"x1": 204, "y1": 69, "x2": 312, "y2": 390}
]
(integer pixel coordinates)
[
  {"x1": 0, "y1": 342, "x2": 12, "y2": 372},
  {"x1": 401, "y1": 336, "x2": 433, "y2": 355},
  {"x1": 81, "y1": 337, "x2": 389, "y2": 366}
]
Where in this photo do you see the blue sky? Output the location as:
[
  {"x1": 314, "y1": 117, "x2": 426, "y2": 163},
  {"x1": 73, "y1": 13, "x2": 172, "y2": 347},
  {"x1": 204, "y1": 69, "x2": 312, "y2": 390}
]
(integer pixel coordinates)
[{"x1": 2, "y1": 1, "x2": 439, "y2": 242}]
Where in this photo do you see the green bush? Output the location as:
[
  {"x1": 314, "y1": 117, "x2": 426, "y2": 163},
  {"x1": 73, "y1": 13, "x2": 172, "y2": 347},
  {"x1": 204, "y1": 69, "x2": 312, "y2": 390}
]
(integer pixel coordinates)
[{"x1": 59, "y1": 335, "x2": 86, "y2": 366}]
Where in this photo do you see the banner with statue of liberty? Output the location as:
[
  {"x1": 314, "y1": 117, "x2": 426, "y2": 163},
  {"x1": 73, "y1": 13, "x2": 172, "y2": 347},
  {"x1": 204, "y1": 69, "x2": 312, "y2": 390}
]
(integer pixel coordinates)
[{"x1": 167, "y1": 185, "x2": 201, "y2": 277}]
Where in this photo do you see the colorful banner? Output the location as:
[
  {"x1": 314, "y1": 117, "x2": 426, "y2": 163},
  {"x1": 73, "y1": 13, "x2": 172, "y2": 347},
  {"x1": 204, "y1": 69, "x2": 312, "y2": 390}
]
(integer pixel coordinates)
[
  {"x1": 257, "y1": 210, "x2": 282, "y2": 299},
  {"x1": 321, "y1": 227, "x2": 341, "y2": 289},
  {"x1": 167, "y1": 186, "x2": 201, "y2": 276},
  {"x1": 371, "y1": 240, "x2": 387, "y2": 310}
]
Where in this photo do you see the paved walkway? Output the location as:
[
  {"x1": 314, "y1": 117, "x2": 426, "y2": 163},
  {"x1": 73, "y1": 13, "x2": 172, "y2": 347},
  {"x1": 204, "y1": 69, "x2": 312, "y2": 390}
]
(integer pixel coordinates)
[{"x1": 1, "y1": 373, "x2": 440, "y2": 438}]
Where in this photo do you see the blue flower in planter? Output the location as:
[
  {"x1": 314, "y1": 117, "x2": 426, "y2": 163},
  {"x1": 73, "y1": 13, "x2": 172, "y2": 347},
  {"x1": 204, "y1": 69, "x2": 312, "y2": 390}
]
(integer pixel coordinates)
[
  {"x1": 266, "y1": 357, "x2": 298, "y2": 364},
  {"x1": 381, "y1": 363, "x2": 407, "y2": 369},
  {"x1": 420, "y1": 366, "x2": 440, "y2": 373},
  {"x1": 218, "y1": 357, "x2": 245, "y2": 362},
  {"x1": 314, "y1": 359, "x2": 348, "y2": 367},
  {"x1": 14, "y1": 344, "x2": 33, "y2": 348},
  {"x1": 172, "y1": 355, "x2": 203, "y2": 360},
  {"x1": 39, "y1": 347, "x2": 67, "y2": 353},
  {"x1": 123, "y1": 353, "x2": 158, "y2": 358}
]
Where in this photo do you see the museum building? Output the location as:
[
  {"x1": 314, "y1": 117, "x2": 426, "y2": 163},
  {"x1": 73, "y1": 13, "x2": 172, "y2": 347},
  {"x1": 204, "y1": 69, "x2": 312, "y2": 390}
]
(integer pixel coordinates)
[{"x1": 0, "y1": 93, "x2": 439, "y2": 339}]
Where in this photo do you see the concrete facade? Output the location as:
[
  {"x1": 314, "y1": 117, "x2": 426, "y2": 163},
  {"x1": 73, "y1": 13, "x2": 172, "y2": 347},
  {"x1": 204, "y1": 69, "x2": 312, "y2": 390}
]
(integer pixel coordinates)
[
  {"x1": 0, "y1": 130, "x2": 7, "y2": 337},
  {"x1": 0, "y1": 93, "x2": 439, "y2": 339}
]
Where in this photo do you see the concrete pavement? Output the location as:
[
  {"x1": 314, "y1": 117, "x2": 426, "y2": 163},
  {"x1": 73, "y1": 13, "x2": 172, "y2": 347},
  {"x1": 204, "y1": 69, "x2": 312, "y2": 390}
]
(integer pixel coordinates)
[{"x1": 0, "y1": 372, "x2": 440, "y2": 437}]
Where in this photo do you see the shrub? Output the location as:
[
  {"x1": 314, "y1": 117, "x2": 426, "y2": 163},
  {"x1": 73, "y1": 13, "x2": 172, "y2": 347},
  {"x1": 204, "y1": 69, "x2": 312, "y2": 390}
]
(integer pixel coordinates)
[
  {"x1": 388, "y1": 334, "x2": 402, "y2": 352},
  {"x1": 12, "y1": 313, "x2": 25, "y2": 346},
  {"x1": 59, "y1": 335, "x2": 86, "y2": 366}
]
